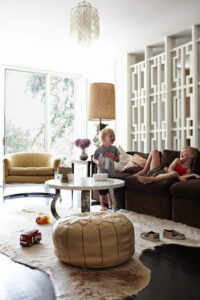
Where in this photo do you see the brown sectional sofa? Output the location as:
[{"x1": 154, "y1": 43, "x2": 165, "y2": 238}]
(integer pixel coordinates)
[{"x1": 92, "y1": 149, "x2": 200, "y2": 229}]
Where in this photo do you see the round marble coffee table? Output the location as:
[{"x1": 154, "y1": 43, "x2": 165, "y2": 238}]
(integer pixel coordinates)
[{"x1": 45, "y1": 177, "x2": 125, "y2": 219}]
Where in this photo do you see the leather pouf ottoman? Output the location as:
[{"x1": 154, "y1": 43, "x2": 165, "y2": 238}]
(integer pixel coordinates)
[{"x1": 52, "y1": 212, "x2": 135, "y2": 268}]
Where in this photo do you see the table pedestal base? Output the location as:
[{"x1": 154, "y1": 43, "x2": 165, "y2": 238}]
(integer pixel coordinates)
[
  {"x1": 109, "y1": 188, "x2": 116, "y2": 212},
  {"x1": 81, "y1": 190, "x2": 90, "y2": 213},
  {"x1": 51, "y1": 189, "x2": 90, "y2": 219},
  {"x1": 51, "y1": 189, "x2": 61, "y2": 220}
]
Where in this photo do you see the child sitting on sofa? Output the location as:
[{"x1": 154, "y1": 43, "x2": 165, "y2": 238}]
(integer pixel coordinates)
[
  {"x1": 136, "y1": 146, "x2": 200, "y2": 184},
  {"x1": 93, "y1": 128, "x2": 120, "y2": 211}
]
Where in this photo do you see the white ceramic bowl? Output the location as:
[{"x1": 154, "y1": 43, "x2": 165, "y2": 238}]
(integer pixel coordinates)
[{"x1": 93, "y1": 173, "x2": 108, "y2": 181}]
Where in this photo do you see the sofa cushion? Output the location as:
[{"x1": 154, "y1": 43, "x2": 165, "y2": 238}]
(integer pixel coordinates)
[
  {"x1": 5, "y1": 175, "x2": 54, "y2": 184},
  {"x1": 125, "y1": 175, "x2": 177, "y2": 195},
  {"x1": 170, "y1": 179, "x2": 200, "y2": 199},
  {"x1": 9, "y1": 167, "x2": 54, "y2": 176},
  {"x1": 8, "y1": 152, "x2": 53, "y2": 167},
  {"x1": 132, "y1": 154, "x2": 147, "y2": 167},
  {"x1": 122, "y1": 164, "x2": 143, "y2": 174},
  {"x1": 127, "y1": 151, "x2": 149, "y2": 159},
  {"x1": 114, "y1": 172, "x2": 132, "y2": 180},
  {"x1": 161, "y1": 150, "x2": 180, "y2": 167}
]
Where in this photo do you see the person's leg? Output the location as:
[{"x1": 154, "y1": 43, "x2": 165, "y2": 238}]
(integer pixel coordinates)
[
  {"x1": 138, "y1": 149, "x2": 161, "y2": 174},
  {"x1": 138, "y1": 171, "x2": 177, "y2": 184},
  {"x1": 99, "y1": 189, "x2": 108, "y2": 210},
  {"x1": 149, "y1": 149, "x2": 161, "y2": 169},
  {"x1": 99, "y1": 195, "x2": 106, "y2": 210}
]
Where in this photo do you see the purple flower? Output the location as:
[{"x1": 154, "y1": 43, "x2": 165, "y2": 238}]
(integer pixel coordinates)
[
  {"x1": 75, "y1": 139, "x2": 81, "y2": 147},
  {"x1": 75, "y1": 138, "x2": 91, "y2": 149}
]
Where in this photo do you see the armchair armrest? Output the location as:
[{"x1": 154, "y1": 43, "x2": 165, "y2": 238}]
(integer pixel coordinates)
[
  {"x1": 52, "y1": 157, "x2": 61, "y2": 171},
  {"x1": 3, "y1": 157, "x2": 11, "y2": 182}
]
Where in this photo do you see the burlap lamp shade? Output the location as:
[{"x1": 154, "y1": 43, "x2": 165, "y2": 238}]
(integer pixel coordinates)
[{"x1": 88, "y1": 83, "x2": 115, "y2": 121}]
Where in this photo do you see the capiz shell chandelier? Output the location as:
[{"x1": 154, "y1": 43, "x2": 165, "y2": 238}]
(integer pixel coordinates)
[{"x1": 70, "y1": 1, "x2": 100, "y2": 45}]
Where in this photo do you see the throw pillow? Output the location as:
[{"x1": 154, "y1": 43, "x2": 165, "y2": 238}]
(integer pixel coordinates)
[
  {"x1": 122, "y1": 161, "x2": 143, "y2": 174},
  {"x1": 114, "y1": 145, "x2": 133, "y2": 172},
  {"x1": 132, "y1": 154, "x2": 147, "y2": 168}
]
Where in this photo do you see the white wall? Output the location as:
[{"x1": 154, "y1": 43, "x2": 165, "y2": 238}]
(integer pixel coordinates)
[{"x1": 114, "y1": 54, "x2": 135, "y2": 151}]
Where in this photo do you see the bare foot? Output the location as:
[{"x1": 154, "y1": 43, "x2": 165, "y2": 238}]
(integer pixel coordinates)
[
  {"x1": 100, "y1": 206, "x2": 107, "y2": 211},
  {"x1": 137, "y1": 175, "x2": 152, "y2": 184}
]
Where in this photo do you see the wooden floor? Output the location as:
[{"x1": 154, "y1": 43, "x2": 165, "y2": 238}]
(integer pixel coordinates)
[
  {"x1": 0, "y1": 252, "x2": 56, "y2": 300},
  {"x1": 126, "y1": 244, "x2": 200, "y2": 300}
]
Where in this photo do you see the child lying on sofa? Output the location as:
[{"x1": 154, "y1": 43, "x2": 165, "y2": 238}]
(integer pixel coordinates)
[{"x1": 135, "y1": 146, "x2": 200, "y2": 184}]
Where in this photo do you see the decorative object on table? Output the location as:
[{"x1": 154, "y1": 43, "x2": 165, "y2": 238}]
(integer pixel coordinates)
[
  {"x1": 20, "y1": 229, "x2": 42, "y2": 247},
  {"x1": 67, "y1": 173, "x2": 74, "y2": 181},
  {"x1": 36, "y1": 216, "x2": 50, "y2": 225},
  {"x1": 57, "y1": 166, "x2": 72, "y2": 183},
  {"x1": 52, "y1": 212, "x2": 135, "y2": 268},
  {"x1": 88, "y1": 82, "x2": 115, "y2": 146},
  {"x1": 70, "y1": 1, "x2": 100, "y2": 46},
  {"x1": 75, "y1": 138, "x2": 91, "y2": 160},
  {"x1": 93, "y1": 173, "x2": 108, "y2": 181}
]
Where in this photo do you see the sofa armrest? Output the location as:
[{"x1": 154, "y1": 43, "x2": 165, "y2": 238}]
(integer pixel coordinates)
[
  {"x1": 52, "y1": 158, "x2": 61, "y2": 171},
  {"x1": 3, "y1": 157, "x2": 11, "y2": 182},
  {"x1": 170, "y1": 179, "x2": 200, "y2": 199}
]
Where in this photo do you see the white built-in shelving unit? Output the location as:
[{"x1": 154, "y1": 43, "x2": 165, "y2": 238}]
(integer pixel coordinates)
[{"x1": 129, "y1": 24, "x2": 200, "y2": 152}]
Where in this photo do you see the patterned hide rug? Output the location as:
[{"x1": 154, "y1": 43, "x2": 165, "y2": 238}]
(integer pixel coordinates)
[{"x1": 0, "y1": 206, "x2": 200, "y2": 299}]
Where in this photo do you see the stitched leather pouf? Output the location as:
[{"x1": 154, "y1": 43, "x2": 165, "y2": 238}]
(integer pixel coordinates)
[{"x1": 52, "y1": 212, "x2": 135, "y2": 268}]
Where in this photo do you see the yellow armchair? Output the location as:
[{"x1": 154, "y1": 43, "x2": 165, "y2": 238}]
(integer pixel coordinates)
[{"x1": 3, "y1": 152, "x2": 61, "y2": 184}]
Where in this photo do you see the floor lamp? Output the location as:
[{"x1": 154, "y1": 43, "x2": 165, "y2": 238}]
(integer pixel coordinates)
[{"x1": 88, "y1": 82, "x2": 115, "y2": 146}]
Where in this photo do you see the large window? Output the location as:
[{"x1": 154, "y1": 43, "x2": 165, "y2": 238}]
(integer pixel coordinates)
[
  {"x1": 4, "y1": 69, "x2": 86, "y2": 164},
  {"x1": 5, "y1": 70, "x2": 46, "y2": 153}
]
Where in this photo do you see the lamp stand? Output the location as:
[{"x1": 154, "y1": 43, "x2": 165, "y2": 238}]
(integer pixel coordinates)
[
  {"x1": 98, "y1": 119, "x2": 108, "y2": 132},
  {"x1": 93, "y1": 119, "x2": 108, "y2": 147}
]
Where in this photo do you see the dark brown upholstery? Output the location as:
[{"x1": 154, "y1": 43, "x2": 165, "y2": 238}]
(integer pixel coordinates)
[
  {"x1": 170, "y1": 180, "x2": 200, "y2": 228},
  {"x1": 125, "y1": 189, "x2": 172, "y2": 219},
  {"x1": 91, "y1": 150, "x2": 200, "y2": 228},
  {"x1": 126, "y1": 176, "x2": 177, "y2": 195},
  {"x1": 125, "y1": 176, "x2": 177, "y2": 219},
  {"x1": 193, "y1": 151, "x2": 200, "y2": 174},
  {"x1": 161, "y1": 149, "x2": 180, "y2": 167},
  {"x1": 170, "y1": 179, "x2": 200, "y2": 199}
]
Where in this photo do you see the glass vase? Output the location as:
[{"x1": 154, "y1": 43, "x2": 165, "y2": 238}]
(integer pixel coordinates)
[{"x1": 80, "y1": 148, "x2": 88, "y2": 161}]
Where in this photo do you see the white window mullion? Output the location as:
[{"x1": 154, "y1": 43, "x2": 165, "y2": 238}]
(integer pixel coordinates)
[
  {"x1": 45, "y1": 73, "x2": 50, "y2": 153},
  {"x1": 0, "y1": 67, "x2": 5, "y2": 186}
]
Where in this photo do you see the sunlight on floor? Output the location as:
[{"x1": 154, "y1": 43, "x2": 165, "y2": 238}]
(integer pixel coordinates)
[{"x1": 0, "y1": 184, "x2": 101, "y2": 220}]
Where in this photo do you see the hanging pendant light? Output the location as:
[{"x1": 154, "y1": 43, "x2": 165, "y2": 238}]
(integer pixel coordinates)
[{"x1": 70, "y1": 1, "x2": 100, "y2": 46}]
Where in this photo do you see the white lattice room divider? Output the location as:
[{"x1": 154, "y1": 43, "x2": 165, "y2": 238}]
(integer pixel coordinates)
[
  {"x1": 129, "y1": 24, "x2": 200, "y2": 152},
  {"x1": 131, "y1": 61, "x2": 146, "y2": 152}
]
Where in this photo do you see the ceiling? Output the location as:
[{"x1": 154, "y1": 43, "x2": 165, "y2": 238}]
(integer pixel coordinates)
[{"x1": 0, "y1": 0, "x2": 200, "y2": 79}]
